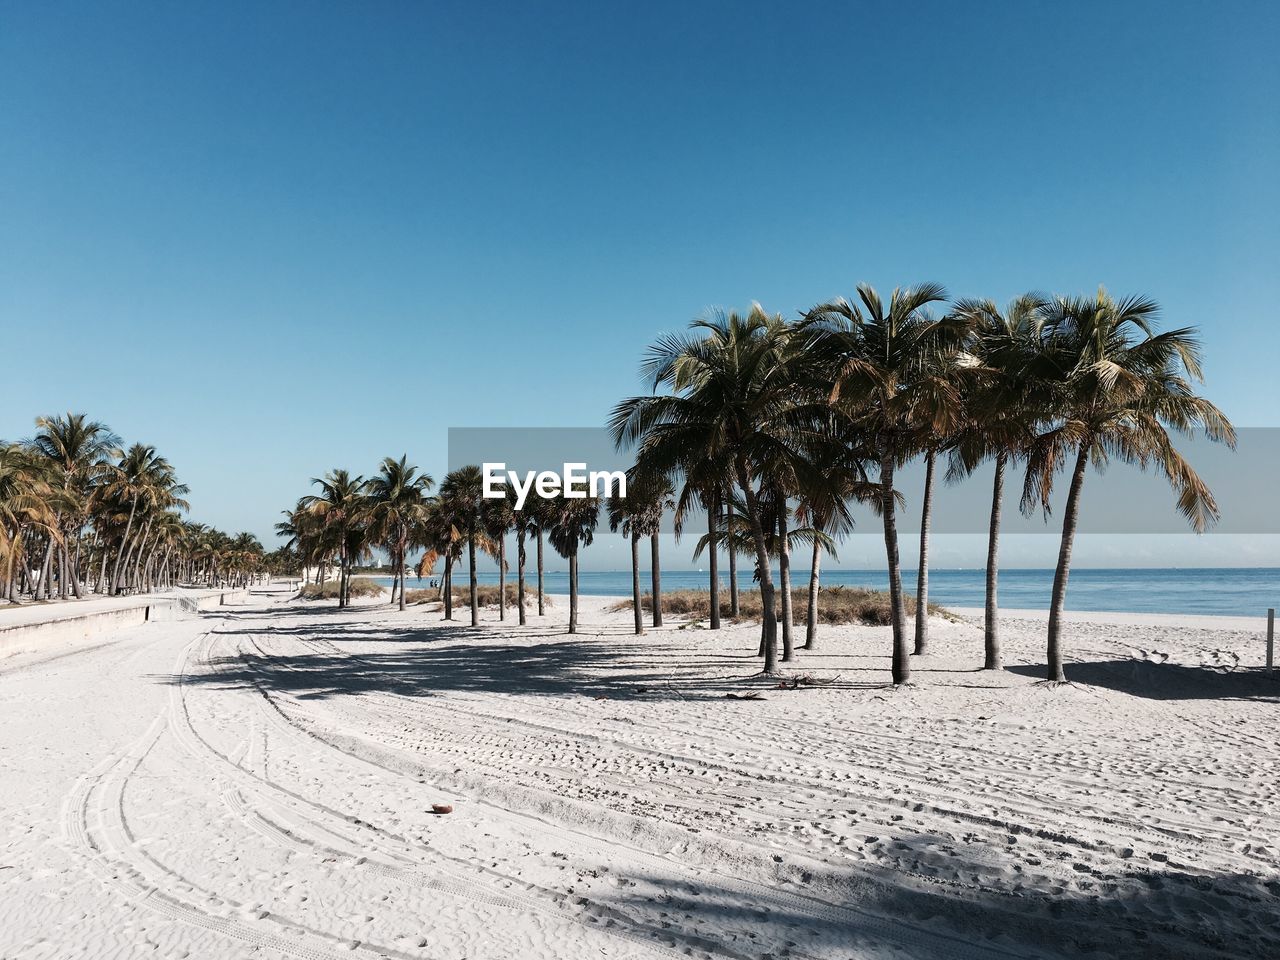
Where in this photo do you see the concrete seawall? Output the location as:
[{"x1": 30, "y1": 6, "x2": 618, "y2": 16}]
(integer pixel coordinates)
[{"x1": 0, "y1": 589, "x2": 250, "y2": 659}]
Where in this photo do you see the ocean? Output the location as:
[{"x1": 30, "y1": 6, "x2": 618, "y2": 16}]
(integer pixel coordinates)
[{"x1": 369, "y1": 567, "x2": 1280, "y2": 618}]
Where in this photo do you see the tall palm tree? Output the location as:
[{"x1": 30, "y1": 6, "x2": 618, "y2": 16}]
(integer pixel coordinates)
[
  {"x1": 948, "y1": 294, "x2": 1050, "y2": 670},
  {"x1": 643, "y1": 478, "x2": 674, "y2": 628},
  {"x1": 0, "y1": 444, "x2": 57, "y2": 603},
  {"x1": 793, "y1": 436, "x2": 873, "y2": 648},
  {"x1": 300, "y1": 469, "x2": 369, "y2": 608},
  {"x1": 676, "y1": 462, "x2": 730, "y2": 631},
  {"x1": 483, "y1": 491, "x2": 514, "y2": 621},
  {"x1": 526, "y1": 494, "x2": 555, "y2": 617},
  {"x1": 724, "y1": 498, "x2": 740, "y2": 616},
  {"x1": 511, "y1": 493, "x2": 539, "y2": 625},
  {"x1": 438, "y1": 466, "x2": 491, "y2": 626},
  {"x1": 804, "y1": 284, "x2": 964, "y2": 684},
  {"x1": 29, "y1": 413, "x2": 120, "y2": 598},
  {"x1": 909, "y1": 332, "x2": 976, "y2": 656},
  {"x1": 417, "y1": 499, "x2": 462, "y2": 619},
  {"x1": 607, "y1": 484, "x2": 650, "y2": 635},
  {"x1": 547, "y1": 495, "x2": 600, "y2": 634},
  {"x1": 1024, "y1": 290, "x2": 1235, "y2": 681},
  {"x1": 366, "y1": 455, "x2": 434, "y2": 611},
  {"x1": 612, "y1": 306, "x2": 802, "y2": 673}
]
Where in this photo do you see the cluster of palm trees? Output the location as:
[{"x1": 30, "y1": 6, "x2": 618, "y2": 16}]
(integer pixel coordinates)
[
  {"x1": 279, "y1": 460, "x2": 606, "y2": 631},
  {"x1": 1, "y1": 413, "x2": 275, "y2": 602},
  {"x1": 610, "y1": 285, "x2": 1234, "y2": 682},
  {"x1": 277, "y1": 286, "x2": 1230, "y2": 685}
]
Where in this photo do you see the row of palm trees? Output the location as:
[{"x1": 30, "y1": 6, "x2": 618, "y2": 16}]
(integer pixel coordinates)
[
  {"x1": 279, "y1": 460, "x2": 608, "y2": 631},
  {"x1": 610, "y1": 285, "x2": 1234, "y2": 682},
  {"x1": 1, "y1": 413, "x2": 278, "y2": 602}
]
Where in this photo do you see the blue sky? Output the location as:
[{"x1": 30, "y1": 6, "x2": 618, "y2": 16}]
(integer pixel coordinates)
[{"x1": 2, "y1": 1, "x2": 1277, "y2": 567}]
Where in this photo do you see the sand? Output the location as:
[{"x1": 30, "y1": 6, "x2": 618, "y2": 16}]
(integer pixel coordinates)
[{"x1": 1, "y1": 584, "x2": 1277, "y2": 959}]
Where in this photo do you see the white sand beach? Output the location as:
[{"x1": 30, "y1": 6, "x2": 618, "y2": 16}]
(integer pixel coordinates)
[{"x1": 2, "y1": 584, "x2": 1278, "y2": 960}]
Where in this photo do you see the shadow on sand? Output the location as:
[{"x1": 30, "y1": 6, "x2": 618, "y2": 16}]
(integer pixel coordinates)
[{"x1": 1007, "y1": 659, "x2": 1280, "y2": 702}]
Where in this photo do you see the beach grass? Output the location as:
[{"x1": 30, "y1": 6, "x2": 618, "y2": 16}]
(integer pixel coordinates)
[
  {"x1": 298, "y1": 577, "x2": 386, "y2": 600},
  {"x1": 610, "y1": 585, "x2": 950, "y2": 626},
  {"x1": 406, "y1": 584, "x2": 552, "y2": 608}
]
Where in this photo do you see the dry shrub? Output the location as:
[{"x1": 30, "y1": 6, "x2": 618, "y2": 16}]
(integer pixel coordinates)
[
  {"x1": 298, "y1": 577, "x2": 386, "y2": 600},
  {"x1": 407, "y1": 584, "x2": 551, "y2": 609},
  {"x1": 609, "y1": 586, "x2": 949, "y2": 625}
]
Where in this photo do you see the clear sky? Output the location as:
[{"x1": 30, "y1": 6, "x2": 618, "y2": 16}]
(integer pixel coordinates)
[{"x1": 2, "y1": 1, "x2": 1277, "y2": 567}]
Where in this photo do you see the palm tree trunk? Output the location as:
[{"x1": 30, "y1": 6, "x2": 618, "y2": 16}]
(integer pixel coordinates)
[
  {"x1": 881, "y1": 452, "x2": 910, "y2": 685},
  {"x1": 536, "y1": 528, "x2": 545, "y2": 616},
  {"x1": 1046, "y1": 445, "x2": 1090, "y2": 682},
  {"x1": 398, "y1": 546, "x2": 408, "y2": 612},
  {"x1": 778, "y1": 503, "x2": 794, "y2": 662},
  {"x1": 40, "y1": 538, "x2": 54, "y2": 599},
  {"x1": 517, "y1": 526, "x2": 527, "y2": 626},
  {"x1": 498, "y1": 535, "x2": 507, "y2": 621},
  {"x1": 630, "y1": 530, "x2": 642, "y2": 635},
  {"x1": 111, "y1": 496, "x2": 138, "y2": 594},
  {"x1": 649, "y1": 533, "x2": 662, "y2": 628},
  {"x1": 58, "y1": 540, "x2": 70, "y2": 599},
  {"x1": 69, "y1": 532, "x2": 84, "y2": 598},
  {"x1": 736, "y1": 462, "x2": 777, "y2": 674},
  {"x1": 804, "y1": 535, "x2": 821, "y2": 649},
  {"x1": 708, "y1": 488, "x2": 721, "y2": 630},
  {"x1": 3, "y1": 528, "x2": 18, "y2": 603},
  {"x1": 338, "y1": 540, "x2": 347, "y2": 608},
  {"x1": 983, "y1": 452, "x2": 1006, "y2": 670},
  {"x1": 142, "y1": 540, "x2": 160, "y2": 592},
  {"x1": 726, "y1": 501, "x2": 739, "y2": 617},
  {"x1": 913, "y1": 448, "x2": 937, "y2": 656},
  {"x1": 443, "y1": 556, "x2": 453, "y2": 620},
  {"x1": 568, "y1": 547, "x2": 579, "y2": 634},
  {"x1": 96, "y1": 545, "x2": 109, "y2": 594},
  {"x1": 131, "y1": 521, "x2": 152, "y2": 591},
  {"x1": 468, "y1": 534, "x2": 479, "y2": 626}
]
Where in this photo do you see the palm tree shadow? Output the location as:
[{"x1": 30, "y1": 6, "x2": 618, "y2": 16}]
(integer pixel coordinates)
[
  {"x1": 598, "y1": 832, "x2": 1280, "y2": 960},
  {"x1": 169, "y1": 617, "x2": 759, "y2": 701},
  {"x1": 1006, "y1": 659, "x2": 1280, "y2": 701}
]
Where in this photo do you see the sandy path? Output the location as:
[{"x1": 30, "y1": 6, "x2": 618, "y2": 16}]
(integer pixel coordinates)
[{"x1": 2, "y1": 586, "x2": 1277, "y2": 959}]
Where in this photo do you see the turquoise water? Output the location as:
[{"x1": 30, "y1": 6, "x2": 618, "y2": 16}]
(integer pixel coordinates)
[{"x1": 371, "y1": 568, "x2": 1280, "y2": 618}]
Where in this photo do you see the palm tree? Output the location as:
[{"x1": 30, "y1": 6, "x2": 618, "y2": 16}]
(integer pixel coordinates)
[
  {"x1": 300, "y1": 469, "x2": 369, "y2": 608},
  {"x1": 511, "y1": 493, "x2": 539, "y2": 625},
  {"x1": 29, "y1": 413, "x2": 121, "y2": 598},
  {"x1": 612, "y1": 306, "x2": 802, "y2": 673},
  {"x1": 643, "y1": 478, "x2": 674, "y2": 628},
  {"x1": 483, "y1": 491, "x2": 514, "y2": 621},
  {"x1": 909, "y1": 332, "x2": 976, "y2": 656},
  {"x1": 724, "y1": 498, "x2": 740, "y2": 616},
  {"x1": 948, "y1": 294, "x2": 1050, "y2": 670},
  {"x1": 438, "y1": 466, "x2": 491, "y2": 626},
  {"x1": 0, "y1": 444, "x2": 57, "y2": 603},
  {"x1": 1024, "y1": 290, "x2": 1235, "y2": 681},
  {"x1": 525, "y1": 494, "x2": 554, "y2": 617},
  {"x1": 675, "y1": 462, "x2": 730, "y2": 631},
  {"x1": 417, "y1": 499, "x2": 462, "y2": 619},
  {"x1": 366, "y1": 455, "x2": 434, "y2": 611},
  {"x1": 607, "y1": 485, "x2": 650, "y2": 635},
  {"x1": 546, "y1": 495, "x2": 600, "y2": 634},
  {"x1": 804, "y1": 284, "x2": 964, "y2": 684},
  {"x1": 793, "y1": 437, "x2": 873, "y2": 648}
]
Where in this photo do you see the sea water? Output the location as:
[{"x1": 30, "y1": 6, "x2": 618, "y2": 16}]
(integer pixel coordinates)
[{"x1": 369, "y1": 567, "x2": 1279, "y2": 617}]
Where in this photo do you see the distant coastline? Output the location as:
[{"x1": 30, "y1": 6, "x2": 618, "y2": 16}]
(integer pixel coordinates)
[{"x1": 365, "y1": 566, "x2": 1280, "y2": 618}]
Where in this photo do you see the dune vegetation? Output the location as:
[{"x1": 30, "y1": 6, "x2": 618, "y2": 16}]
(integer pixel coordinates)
[{"x1": 610, "y1": 586, "x2": 950, "y2": 626}]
